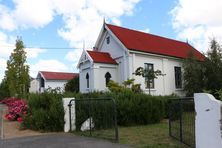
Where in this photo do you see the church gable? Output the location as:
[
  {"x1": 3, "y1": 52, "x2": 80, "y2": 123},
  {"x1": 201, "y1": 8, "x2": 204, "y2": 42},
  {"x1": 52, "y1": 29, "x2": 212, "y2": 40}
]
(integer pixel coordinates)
[
  {"x1": 77, "y1": 50, "x2": 93, "y2": 68},
  {"x1": 99, "y1": 31, "x2": 125, "y2": 59}
]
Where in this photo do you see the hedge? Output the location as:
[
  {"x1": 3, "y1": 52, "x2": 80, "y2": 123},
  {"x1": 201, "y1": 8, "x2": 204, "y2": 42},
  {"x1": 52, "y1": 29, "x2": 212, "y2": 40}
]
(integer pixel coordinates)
[
  {"x1": 22, "y1": 90, "x2": 64, "y2": 132},
  {"x1": 22, "y1": 90, "x2": 175, "y2": 132},
  {"x1": 66, "y1": 91, "x2": 174, "y2": 127}
]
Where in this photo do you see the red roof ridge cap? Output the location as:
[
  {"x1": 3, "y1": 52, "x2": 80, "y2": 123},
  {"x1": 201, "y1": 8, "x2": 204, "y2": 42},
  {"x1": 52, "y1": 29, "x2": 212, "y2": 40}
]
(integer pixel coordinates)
[{"x1": 40, "y1": 71, "x2": 78, "y2": 74}]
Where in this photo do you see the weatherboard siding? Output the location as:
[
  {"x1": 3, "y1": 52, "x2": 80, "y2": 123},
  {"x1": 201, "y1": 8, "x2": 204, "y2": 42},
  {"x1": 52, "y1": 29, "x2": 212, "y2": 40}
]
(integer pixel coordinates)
[{"x1": 128, "y1": 52, "x2": 184, "y2": 96}]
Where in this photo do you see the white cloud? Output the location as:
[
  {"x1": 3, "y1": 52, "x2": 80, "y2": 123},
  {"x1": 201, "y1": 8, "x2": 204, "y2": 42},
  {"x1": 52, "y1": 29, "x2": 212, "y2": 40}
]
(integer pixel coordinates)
[
  {"x1": 30, "y1": 59, "x2": 69, "y2": 77},
  {"x1": 25, "y1": 48, "x2": 46, "y2": 59},
  {"x1": 0, "y1": 5, "x2": 16, "y2": 31},
  {"x1": 0, "y1": 0, "x2": 141, "y2": 79},
  {"x1": 0, "y1": 58, "x2": 6, "y2": 81},
  {"x1": 65, "y1": 48, "x2": 83, "y2": 62},
  {"x1": 171, "y1": 0, "x2": 222, "y2": 51},
  {"x1": 0, "y1": 31, "x2": 14, "y2": 57},
  {"x1": 0, "y1": 0, "x2": 54, "y2": 30},
  {"x1": 0, "y1": 31, "x2": 46, "y2": 59},
  {"x1": 57, "y1": 0, "x2": 141, "y2": 48}
]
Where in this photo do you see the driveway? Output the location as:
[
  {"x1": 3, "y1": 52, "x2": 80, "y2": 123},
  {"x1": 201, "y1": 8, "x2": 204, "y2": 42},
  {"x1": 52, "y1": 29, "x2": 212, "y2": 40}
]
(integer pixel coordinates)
[
  {"x1": 0, "y1": 104, "x2": 130, "y2": 148},
  {"x1": 0, "y1": 133, "x2": 131, "y2": 148},
  {"x1": 0, "y1": 104, "x2": 5, "y2": 139}
]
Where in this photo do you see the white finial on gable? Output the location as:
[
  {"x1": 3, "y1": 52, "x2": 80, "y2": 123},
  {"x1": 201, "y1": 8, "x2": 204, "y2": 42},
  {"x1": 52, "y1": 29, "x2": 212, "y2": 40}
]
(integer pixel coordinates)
[
  {"x1": 103, "y1": 17, "x2": 106, "y2": 24},
  {"x1": 83, "y1": 40, "x2": 85, "y2": 50}
]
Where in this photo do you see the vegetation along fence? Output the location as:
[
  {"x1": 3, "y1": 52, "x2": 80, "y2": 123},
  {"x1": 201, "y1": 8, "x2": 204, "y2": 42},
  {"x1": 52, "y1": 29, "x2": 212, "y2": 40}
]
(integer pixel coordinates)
[
  {"x1": 68, "y1": 98, "x2": 119, "y2": 142},
  {"x1": 169, "y1": 98, "x2": 195, "y2": 147}
]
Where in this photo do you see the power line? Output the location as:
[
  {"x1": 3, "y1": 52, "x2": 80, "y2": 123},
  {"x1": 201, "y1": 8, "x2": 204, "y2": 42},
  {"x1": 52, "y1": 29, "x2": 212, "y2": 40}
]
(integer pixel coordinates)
[{"x1": 0, "y1": 45, "x2": 92, "y2": 49}]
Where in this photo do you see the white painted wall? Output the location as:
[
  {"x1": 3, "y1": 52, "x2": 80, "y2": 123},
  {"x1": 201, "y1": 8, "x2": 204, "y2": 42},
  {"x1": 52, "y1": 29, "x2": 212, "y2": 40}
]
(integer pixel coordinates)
[
  {"x1": 100, "y1": 31, "x2": 124, "y2": 59},
  {"x1": 79, "y1": 61, "x2": 92, "y2": 93},
  {"x1": 63, "y1": 98, "x2": 75, "y2": 132},
  {"x1": 99, "y1": 30, "x2": 127, "y2": 83},
  {"x1": 29, "y1": 79, "x2": 39, "y2": 93},
  {"x1": 44, "y1": 80, "x2": 68, "y2": 92},
  {"x1": 128, "y1": 52, "x2": 184, "y2": 96},
  {"x1": 194, "y1": 93, "x2": 222, "y2": 148},
  {"x1": 93, "y1": 63, "x2": 118, "y2": 92}
]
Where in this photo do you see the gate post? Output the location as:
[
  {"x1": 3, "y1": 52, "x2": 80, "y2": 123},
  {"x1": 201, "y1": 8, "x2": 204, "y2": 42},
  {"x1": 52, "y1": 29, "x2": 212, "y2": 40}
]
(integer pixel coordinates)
[{"x1": 63, "y1": 98, "x2": 75, "y2": 132}]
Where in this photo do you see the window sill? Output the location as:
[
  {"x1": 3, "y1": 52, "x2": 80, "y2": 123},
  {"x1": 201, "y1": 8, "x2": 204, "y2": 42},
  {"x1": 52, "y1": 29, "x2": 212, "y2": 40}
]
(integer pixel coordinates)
[
  {"x1": 144, "y1": 88, "x2": 156, "y2": 91},
  {"x1": 175, "y1": 88, "x2": 183, "y2": 91}
]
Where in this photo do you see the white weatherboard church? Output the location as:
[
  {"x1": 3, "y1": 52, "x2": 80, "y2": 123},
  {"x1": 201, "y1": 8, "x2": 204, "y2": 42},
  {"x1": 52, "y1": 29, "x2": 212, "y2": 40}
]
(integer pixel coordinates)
[{"x1": 77, "y1": 22, "x2": 204, "y2": 96}]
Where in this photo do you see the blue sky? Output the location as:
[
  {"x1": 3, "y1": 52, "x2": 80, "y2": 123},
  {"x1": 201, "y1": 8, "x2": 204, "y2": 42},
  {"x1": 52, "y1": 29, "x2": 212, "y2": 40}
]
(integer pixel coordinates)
[{"x1": 0, "y1": 0, "x2": 222, "y2": 81}]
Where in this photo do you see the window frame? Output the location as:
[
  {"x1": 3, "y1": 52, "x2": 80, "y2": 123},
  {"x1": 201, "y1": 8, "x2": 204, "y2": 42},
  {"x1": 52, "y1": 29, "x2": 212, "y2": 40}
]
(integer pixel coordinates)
[
  {"x1": 86, "y1": 73, "x2": 89, "y2": 88},
  {"x1": 106, "y1": 36, "x2": 110, "y2": 44},
  {"x1": 105, "y1": 72, "x2": 112, "y2": 86},
  {"x1": 144, "y1": 63, "x2": 154, "y2": 89},
  {"x1": 174, "y1": 66, "x2": 182, "y2": 89}
]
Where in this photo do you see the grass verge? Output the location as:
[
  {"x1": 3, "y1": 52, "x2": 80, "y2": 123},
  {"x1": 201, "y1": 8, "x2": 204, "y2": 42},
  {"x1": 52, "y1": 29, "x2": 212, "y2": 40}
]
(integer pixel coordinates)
[{"x1": 73, "y1": 121, "x2": 189, "y2": 148}]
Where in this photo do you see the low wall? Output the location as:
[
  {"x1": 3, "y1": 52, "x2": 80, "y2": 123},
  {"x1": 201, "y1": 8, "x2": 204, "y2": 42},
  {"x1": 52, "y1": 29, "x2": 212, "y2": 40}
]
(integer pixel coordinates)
[{"x1": 194, "y1": 93, "x2": 222, "y2": 148}]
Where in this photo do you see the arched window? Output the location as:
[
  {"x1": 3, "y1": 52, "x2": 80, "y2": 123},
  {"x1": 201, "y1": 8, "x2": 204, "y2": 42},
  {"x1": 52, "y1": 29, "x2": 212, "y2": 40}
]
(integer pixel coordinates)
[
  {"x1": 105, "y1": 72, "x2": 111, "y2": 86},
  {"x1": 86, "y1": 73, "x2": 89, "y2": 88}
]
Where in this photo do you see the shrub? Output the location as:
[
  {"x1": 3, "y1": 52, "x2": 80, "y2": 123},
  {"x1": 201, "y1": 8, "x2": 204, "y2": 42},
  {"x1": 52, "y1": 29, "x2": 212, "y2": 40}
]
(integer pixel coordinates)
[
  {"x1": 22, "y1": 90, "x2": 64, "y2": 132},
  {"x1": 1, "y1": 97, "x2": 28, "y2": 122},
  {"x1": 72, "y1": 91, "x2": 172, "y2": 127}
]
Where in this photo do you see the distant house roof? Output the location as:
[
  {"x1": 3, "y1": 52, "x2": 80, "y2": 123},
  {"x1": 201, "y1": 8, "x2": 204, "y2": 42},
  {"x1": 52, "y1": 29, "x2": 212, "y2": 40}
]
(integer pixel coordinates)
[
  {"x1": 87, "y1": 50, "x2": 117, "y2": 64},
  {"x1": 106, "y1": 24, "x2": 205, "y2": 60},
  {"x1": 39, "y1": 71, "x2": 79, "y2": 80}
]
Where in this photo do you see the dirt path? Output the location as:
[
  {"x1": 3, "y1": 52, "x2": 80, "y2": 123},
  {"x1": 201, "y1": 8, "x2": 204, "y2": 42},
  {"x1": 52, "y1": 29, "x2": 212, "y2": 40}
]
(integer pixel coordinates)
[{"x1": 0, "y1": 104, "x2": 50, "y2": 139}]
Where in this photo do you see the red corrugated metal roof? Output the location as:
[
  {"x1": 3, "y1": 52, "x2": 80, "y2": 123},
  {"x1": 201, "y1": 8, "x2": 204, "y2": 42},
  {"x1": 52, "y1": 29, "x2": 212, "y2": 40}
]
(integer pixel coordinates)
[
  {"x1": 87, "y1": 50, "x2": 117, "y2": 64},
  {"x1": 106, "y1": 24, "x2": 205, "y2": 60},
  {"x1": 40, "y1": 71, "x2": 79, "y2": 80}
]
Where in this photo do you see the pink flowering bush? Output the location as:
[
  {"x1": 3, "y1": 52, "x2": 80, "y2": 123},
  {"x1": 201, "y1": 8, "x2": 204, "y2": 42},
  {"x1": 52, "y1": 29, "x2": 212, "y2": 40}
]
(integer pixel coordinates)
[{"x1": 1, "y1": 97, "x2": 28, "y2": 122}]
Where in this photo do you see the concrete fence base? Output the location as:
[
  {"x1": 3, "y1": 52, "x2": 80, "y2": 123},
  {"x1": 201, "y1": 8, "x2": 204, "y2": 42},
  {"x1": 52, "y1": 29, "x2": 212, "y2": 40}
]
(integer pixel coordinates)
[{"x1": 194, "y1": 93, "x2": 222, "y2": 148}]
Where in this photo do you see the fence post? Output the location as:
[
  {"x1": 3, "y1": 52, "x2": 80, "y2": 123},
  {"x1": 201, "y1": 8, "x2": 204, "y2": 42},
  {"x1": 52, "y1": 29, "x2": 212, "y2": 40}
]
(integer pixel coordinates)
[
  {"x1": 111, "y1": 99, "x2": 119, "y2": 142},
  {"x1": 169, "y1": 106, "x2": 172, "y2": 137},
  {"x1": 179, "y1": 99, "x2": 183, "y2": 143},
  {"x1": 68, "y1": 103, "x2": 72, "y2": 132}
]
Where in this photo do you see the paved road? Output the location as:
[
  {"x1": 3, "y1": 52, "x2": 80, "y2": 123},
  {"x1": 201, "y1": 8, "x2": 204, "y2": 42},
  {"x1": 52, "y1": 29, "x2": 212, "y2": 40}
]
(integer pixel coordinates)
[
  {"x1": 0, "y1": 104, "x2": 130, "y2": 148},
  {"x1": 0, "y1": 133, "x2": 131, "y2": 148}
]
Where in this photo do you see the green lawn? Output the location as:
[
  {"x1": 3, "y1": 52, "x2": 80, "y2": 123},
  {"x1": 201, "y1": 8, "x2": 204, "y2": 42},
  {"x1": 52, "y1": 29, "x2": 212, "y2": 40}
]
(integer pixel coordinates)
[{"x1": 73, "y1": 121, "x2": 189, "y2": 148}]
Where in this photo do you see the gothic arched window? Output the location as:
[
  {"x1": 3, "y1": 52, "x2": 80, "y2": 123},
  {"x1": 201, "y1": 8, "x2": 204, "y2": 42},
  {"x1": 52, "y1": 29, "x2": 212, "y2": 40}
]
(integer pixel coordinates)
[
  {"x1": 105, "y1": 72, "x2": 111, "y2": 86},
  {"x1": 86, "y1": 73, "x2": 89, "y2": 88}
]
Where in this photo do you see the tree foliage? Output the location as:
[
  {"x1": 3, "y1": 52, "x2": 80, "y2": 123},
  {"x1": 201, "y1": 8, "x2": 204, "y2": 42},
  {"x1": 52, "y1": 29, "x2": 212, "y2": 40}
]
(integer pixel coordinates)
[
  {"x1": 107, "y1": 79, "x2": 142, "y2": 93},
  {"x1": 183, "y1": 39, "x2": 222, "y2": 97},
  {"x1": 183, "y1": 51, "x2": 205, "y2": 96},
  {"x1": 134, "y1": 67, "x2": 164, "y2": 94},
  {"x1": 0, "y1": 79, "x2": 10, "y2": 100},
  {"x1": 4, "y1": 38, "x2": 30, "y2": 98},
  {"x1": 65, "y1": 76, "x2": 79, "y2": 93},
  {"x1": 203, "y1": 39, "x2": 222, "y2": 93}
]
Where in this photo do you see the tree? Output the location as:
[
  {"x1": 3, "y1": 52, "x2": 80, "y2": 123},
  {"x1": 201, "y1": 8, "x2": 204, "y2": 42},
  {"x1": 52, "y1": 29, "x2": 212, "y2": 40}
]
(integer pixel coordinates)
[
  {"x1": 203, "y1": 39, "x2": 222, "y2": 95},
  {"x1": 65, "y1": 76, "x2": 79, "y2": 93},
  {"x1": 183, "y1": 51, "x2": 205, "y2": 96},
  {"x1": 134, "y1": 67, "x2": 164, "y2": 94},
  {"x1": 4, "y1": 38, "x2": 30, "y2": 98},
  {"x1": 0, "y1": 79, "x2": 10, "y2": 100}
]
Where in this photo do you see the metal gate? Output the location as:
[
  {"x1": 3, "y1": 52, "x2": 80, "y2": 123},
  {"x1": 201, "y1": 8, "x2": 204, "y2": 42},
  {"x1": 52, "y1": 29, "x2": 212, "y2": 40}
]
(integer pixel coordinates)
[
  {"x1": 68, "y1": 98, "x2": 119, "y2": 142},
  {"x1": 169, "y1": 98, "x2": 195, "y2": 147}
]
